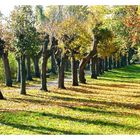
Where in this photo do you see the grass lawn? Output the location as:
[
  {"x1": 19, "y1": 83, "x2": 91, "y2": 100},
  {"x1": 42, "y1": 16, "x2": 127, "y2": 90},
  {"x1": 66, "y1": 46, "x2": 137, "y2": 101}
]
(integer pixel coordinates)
[{"x1": 0, "y1": 64, "x2": 140, "y2": 134}]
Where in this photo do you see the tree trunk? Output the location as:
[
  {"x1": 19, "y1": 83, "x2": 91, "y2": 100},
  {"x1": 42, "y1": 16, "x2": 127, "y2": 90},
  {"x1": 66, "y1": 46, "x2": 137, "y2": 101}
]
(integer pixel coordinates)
[
  {"x1": 65, "y1": 59, "x2": 71, "y2": 71},
  {"x1": 102, "y1": 58, "x2": 104, "y2": 74},
  {"x1": 0, "y1": 90, "x2": 4, "y2": 99},
  {"x1": 33, "y1": 56, "x2": 40, "y2": 78},
  {"x1": 90, "y1": 58, "x2": 94, "y2": 78},
  {"x1": 16, "y1": 58, "x2": 21, "y2": 82},
  {"x1": 41, "y1": 55, "x2": 48, "y2": 91},
  {"x1": 98, "y1": 58, "x2": 102, "y2": 75},
  {"x1": 79, "y1": 39, "x2": 98, "y2": 83},
  {"x1": 96, "y1": 58, "x2": 100, "y2": 76},
  {"x1": 126, "y1": 53, "x2": 129, "y2": 66},
  {"x1": 71, "y1": 55, "x2": 78, "y2": 86},
  {"x1": 20, "y1": 55, "x2": 26, "y2": 95},
  {"x1": 86, "y1": 62, "x2": 90, "y2": 71},
  {"x1": 109, "y1": 55, "x2": 112, "y2": 70},
  {"x1": 41, "y1": 33, "x2": 50, "y2": 91},
  {"x1": 51, "y1": 52, "x2": 57, "y2": 74},
  {"x1": 26, "y1": 56, "x2": 32, "y2": 81},
  {"x1": 104, "y1": 56, "x2": 108, "y2": 71},
  {"x1": 121, "y1": 53, "x2": 128, "y2": 67},
  {"x1": 98, "y1": 58, "x2": 104, "y2": 75},
  {"x1": 91, "y1": 57, "x2": 97, "y2": 79},
  {"x1": 58, "y1": 55, "x2": 66, "y2": 89},
  {"x1": 2, "y1": 53, "x2": 12, "y2": 87},
  {"x1": 117, "y1": 58, "x2": 121, "y2": 68},
  {"x1": 113, "y1": 54, "x2": 116, "y2": 68}
]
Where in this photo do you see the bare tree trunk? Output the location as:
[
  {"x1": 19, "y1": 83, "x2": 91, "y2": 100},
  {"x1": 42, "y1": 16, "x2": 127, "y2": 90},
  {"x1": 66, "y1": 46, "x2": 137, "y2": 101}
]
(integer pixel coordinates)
[
  {"x1": 104, "y1": 56, "x2": 108, "y2": 71},
  {"x1": 101, "y1": 58, "x2": 105, "y2": 74},
  {"x1": 33, "y1": 56, "x2": 40, "y2": 78},
  {"x1": 91, "y1": 56, "x2": 97, "y2": 79},
  {"x1": 90, "y1": 58, "x2": 94, "y2": 78},
  {"x1": 50, "y1": 36, "x2": 58, "y2": 74},
  {"x1": 65, "y1": 59, "x2": 71, "y2": 71},
  {"x1": 2, "y1": 52, "x2": 12, "y2": 87},
  {"x1": 71, "y1": 54, "x2": 78, "y2": 86},
  {"x1": 98, "y1": 58, "x2": 102, "y2": 75},
  {"x1": 109, "y1": 55, "x2": 112, "y2": 70},
  {"x1": 51, "y1": 52, "x2": 57, "y2": 74},
  {"x1": 41, "y1": 56, "x2": 48, "y2": 91},
  {"x1": 26, "y1": 56, "x2": 32, "y2": 81},
  {"x1": 20, "y1": 54, "x2": 26, "y2": 95},
  {"x1": 96, "y1": 57, "x2": 100, "y2": 76},
  {"x1": 58, "y1": 55, "x2": 66, "y2": 89},
  {"x1": 113, "y1": 54, "x2": 117, "y2": 68},
  {"x1": 79, "y1": 39, "x2": 97, "y2": 83},
  {"x1": 16, "y1": 58, "x2": 21, "y2": 82},
  {"x1": 41, "y1": 34, "x2": 50, "y2": 91},
  {"x1": 117, "y1": 58, "x2": 121, "y2": 68}
]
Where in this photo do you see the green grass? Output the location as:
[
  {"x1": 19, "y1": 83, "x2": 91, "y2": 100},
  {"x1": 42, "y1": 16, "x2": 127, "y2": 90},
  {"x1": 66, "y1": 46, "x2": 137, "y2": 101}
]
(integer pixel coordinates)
[
  {"x1": 0, "y1": 64, "x2": 140, "y2": 134},
  {"x1": 98, "y1": 64, "x2": 140, "y2": 83}
]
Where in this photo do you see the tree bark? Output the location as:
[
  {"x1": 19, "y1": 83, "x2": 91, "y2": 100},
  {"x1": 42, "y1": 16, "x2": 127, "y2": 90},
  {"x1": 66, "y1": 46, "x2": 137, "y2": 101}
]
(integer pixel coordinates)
[
  {"x1": 113, "y1": 54, "x2": 117, "y2": 68},
  {"x1": 26, "y1": 56, "x2": 32, "y2": 81},
  {"x1": 41, "y1": 54, "x2": 48, "y2": 91},
  {"x1": 98, "y1": 58, "x2": 102, "y2": 75},
  {"x1": 117, "y1": 58, "x2": 121, "y2": 68},
  {"x1": 51, "y1": 36, "x2": 58, "y2": 74},
  {"x1": 126, "y1": 53, "x2": 129, "y2": 66},
  {"x1": 16, "y1": 58, "x2": 21, "y2": 82},
  {"x1": 71, "y1": 54, "x2": 78, "y2": 86},
  {"x1": 33, "y1": 56, "x2": 40, "y2": 78},
  {"x1": 58, "y1": 54, "x2": 66, "y2": 89},
  {"x1": 90, "y1": 58, "x2": 94, "y2": 78},
  {"x1": 20, "y1": 54, "x2": 26, "y2": 95},
  {"x1": 109, "y1": 55, "x2": 112, "y2": 70},
  {"x1": 96, "y1": 58, "x2": 100, "y2": 76},
  {"x1": 90, "y1": 57, "x2": 97, "y2": 79},
  {"x1": 41, "y1": 34, "x2": 50, "y2": 91},
  {"x1": 51, "y1": 52, "x2": 57, "y2": 74},
  {"x1": 104, "y1": 56, "x2": 108, "y2": 71},
  {"x1": 102, "y1": 58, "x2": 104, "y2": 74},
  {"x1": 2, "y1": 52, "x2": 12, "y2": 87},
  {"x1": 65, "y1": 59, "x2": 71, "y2": 71},
  {"x1": 79, "y1": 39, "x2": 98, "y2": 83}
]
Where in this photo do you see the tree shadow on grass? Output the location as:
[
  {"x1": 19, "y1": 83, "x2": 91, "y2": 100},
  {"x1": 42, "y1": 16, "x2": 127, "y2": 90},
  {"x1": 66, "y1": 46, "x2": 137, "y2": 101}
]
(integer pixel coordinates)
[
  {"x1": 39, "y1": 112, "x2": 140, "y2": 132},
  {"x1": 0, "y1": 121, "x2": 88, "y2": 134},
  {"x1": 1, "y1": 110, "x2": 140, "y2": 134},
  {"x1": 51, "y1": 95, "x2": 140, "y2": 110},
  {"x1": 82, "y1": 83, "x2": 132, "y2": 89},
  {"x1": 66, "y1": 87, "x2": 96, "y2": 94},
  {"x1": 10, "y1": 93, "x2": 140, "y2": 110},
  {"x1": 98, "y1": 77, "x2": 140, "y2": 83},
  {"x1": 61, "y1": 105, "x2": 140, "y2": 118},
  {"x1": 10, "y1": 98, "x2": 47, "y2": 105},
  {"x1": 80, "y1": 85, "x2": 140, "y2": 95}
]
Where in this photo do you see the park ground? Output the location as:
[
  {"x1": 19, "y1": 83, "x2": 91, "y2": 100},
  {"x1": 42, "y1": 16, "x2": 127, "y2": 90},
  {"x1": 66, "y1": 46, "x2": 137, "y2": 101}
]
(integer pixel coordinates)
[{"x1": 0, "y1": 64, "x2": 140, "y2": 134}]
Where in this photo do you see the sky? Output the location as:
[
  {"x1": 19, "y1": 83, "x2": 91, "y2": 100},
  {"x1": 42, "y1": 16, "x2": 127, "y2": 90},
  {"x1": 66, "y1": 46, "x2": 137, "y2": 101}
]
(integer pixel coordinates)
[
  {"x1": 0, "y1": 0, "x2": 140, "y2": 16},
  {"x1": 0, "y1": 5, "x2": 14, "y2": 16}
]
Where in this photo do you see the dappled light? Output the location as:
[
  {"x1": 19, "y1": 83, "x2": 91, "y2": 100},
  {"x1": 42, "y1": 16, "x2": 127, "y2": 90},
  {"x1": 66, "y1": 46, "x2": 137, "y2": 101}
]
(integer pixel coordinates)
[{"x1": 1, "y1": 5, "x2": 140, "y2": 135}]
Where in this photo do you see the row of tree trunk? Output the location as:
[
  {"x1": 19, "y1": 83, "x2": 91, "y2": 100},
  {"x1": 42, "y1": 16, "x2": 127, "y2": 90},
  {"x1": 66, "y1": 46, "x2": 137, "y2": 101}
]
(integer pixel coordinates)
[
  {"x1": 90, "y1": 53, "x2": 131, "y2": 78},
  {"x1": 0, "y1": 34, "x2": 135, "y2": 96}
]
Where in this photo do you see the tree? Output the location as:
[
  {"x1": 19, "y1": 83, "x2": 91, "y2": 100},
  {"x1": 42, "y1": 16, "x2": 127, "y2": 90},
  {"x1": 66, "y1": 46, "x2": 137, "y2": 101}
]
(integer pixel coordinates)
[
  {"x1": 40, "y1": 33, "x2": 50, "y2": 91},
  {"x1": 0, "y1": 12, "x2": 12, "y2": 87},
  {"x1": 78, "y1": 6, "x2": 112, "y2": 83},
  {"x1": 10, "y1": 6, "x2": 38, "y2": 94}
]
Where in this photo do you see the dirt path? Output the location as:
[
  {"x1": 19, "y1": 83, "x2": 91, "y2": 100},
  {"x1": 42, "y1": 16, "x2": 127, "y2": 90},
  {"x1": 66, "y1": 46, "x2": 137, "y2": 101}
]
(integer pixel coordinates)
[{"x1": 2, "y1": 76, "x2": 72, "y2": 92}]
